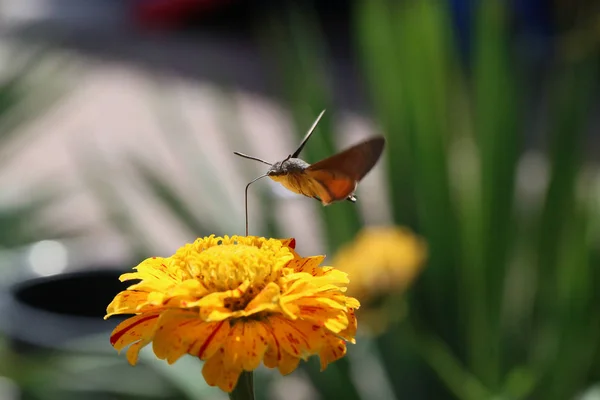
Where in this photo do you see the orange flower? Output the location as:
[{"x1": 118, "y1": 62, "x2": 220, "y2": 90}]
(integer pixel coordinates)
[{"x1": 105, "y1": 235, "x2": 359, "y2": 392}]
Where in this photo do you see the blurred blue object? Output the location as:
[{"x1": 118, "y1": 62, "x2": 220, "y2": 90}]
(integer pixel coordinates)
[{"x1": 447, "y1": 0, "x2": 556, "y2": 64}]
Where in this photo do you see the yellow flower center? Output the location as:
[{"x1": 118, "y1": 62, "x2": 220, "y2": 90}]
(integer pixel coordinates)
[{"x1": 191, "y1": 240, "x2": 294, "y2": 293}]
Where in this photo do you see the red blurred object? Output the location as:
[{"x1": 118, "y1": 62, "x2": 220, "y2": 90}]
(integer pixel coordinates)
[{"x1": 132, "y1": 0, "x2": 233, "y2": 30}]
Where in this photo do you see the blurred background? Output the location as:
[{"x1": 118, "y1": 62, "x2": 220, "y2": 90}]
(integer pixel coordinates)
[{"x1": 0, "y1": 0, "x2": 599, "y2": 399}]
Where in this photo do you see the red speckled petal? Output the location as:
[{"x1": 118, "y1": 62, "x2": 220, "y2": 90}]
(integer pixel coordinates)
[
  {"x1": 126, "y1": 337, "x2": 151, "y2": 365},
  {"x1": 278, "y1": 349, "x2": 301, "y2": 375},
  {"x1": 319, "y1": 335, "x2": 347, "y2": 370},
  {"x1": 267, "y1": 316, "x2": 325, "y2": 360},
  {"x1": 202, "y1": 349, "x2": 242, "y2": 393},
  {"x1": 280, "y1": 238, "x2": 296, "y2": 250},
  {"x1": 110, "y1": 312, "x2": 160, "y2": 351},
  {"x1": 222, "y1": 321, "x2": 270, "y2": 371},
  {"x1": 287, "y1": 255, "x2": 325, "y2": 274},
  {"x1": 189, "y1": 320, "x2": 230, "y2": 360}
]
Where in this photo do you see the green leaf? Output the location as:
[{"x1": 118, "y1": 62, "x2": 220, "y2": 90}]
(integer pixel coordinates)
[
  {"x1": 532, "y1": 54, "x2": 598, "y2": 392},
  {"x1": 393, "y1": 0, "x2": 462, "y2": 357},
  {"x1": 353, "y1": 0, "x2": 416, "y2": 226},
  {"x1": 471, "y1": 0, "x2": 521, "y2": 386},
  {"x1": 259, "y1": 7, "x2": 361, "y2": 251}
]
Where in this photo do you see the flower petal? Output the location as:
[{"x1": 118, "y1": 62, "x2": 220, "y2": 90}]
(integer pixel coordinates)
[
  {"x1": 110, "y1": 312, "x2": 160, "y2": 351},
  {"x1": 152, "y1": 309, "x2": 200, "y2": 363},
  {"x1": 267, "y1": 316, "x2": 325, "y2": 359},
  {"x1": 222, "y1": 321, "x2": 269, "y2": 371},
  {"x1": 296, "y1": 303, "x2": 349, "y2": 334},
  {"x1": 339, "y1": 307, "x2": 358, "y2": 342},
  {"x1": 166, "y1": 279, "x2": 209, "y2": 299},
  {"x1": 319, "y1": 335, "x2": 347, "y2": 371},
  {"x1": 195, "y1": 282, "x2": 251, "y2": 321},
  {"x1": 280, "y1": 238, "x2": 296, "y2": 250},
  {"x1": 190, "y1": 320, "x2": 230, "y2": 360},
  {"x1": 278, "y1": 350, "x2": 301, "y2": 375},
  {"x1": 202, "y1": 349, "x2": 242, "y2": 393},
  {"x1": 244, "y1": 282, "x2": 281, "y2": 315},
  {"x1": 194, "y1": 293, "x2": 233, "y2": 321},
  {"x1": 124, "y1": 257, "x2": 185, "y2": 289},
  {"x1": 263, "y1": 337, "x2": 281, "y2": 369},
  {"x1": 345, "y1": 297, "x2": 360, "y2": 309},
  {"x1": 287, "y1": 255, "x2": 325, "y2": 274},
  {"x1": 282, "y1": 273, "x2": 350, "y2": 299},
  {"x1": 105, "y1": 291, "x2": 150, "y2": 318},
  {"x1": 126, "y1": 337, "x2": 151, "y2": 365}
]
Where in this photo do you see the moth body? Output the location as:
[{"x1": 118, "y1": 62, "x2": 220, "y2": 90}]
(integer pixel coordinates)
[
  {"x1": 268, "y1": 158, "x2": 357, "y2": 204},
  {"x1": 267, "y1": 158, "x2": 310, "y2": 177}
]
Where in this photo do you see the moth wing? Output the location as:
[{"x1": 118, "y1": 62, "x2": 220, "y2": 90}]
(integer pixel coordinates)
[
  {"x1": 306, "y1": 136, "x2": 385, "y2": 181},
  {"x1": 304, "y1": 170, "x2": 357, "y2": 205},
  {"x1": 292, "y1": 110, "x2": 326, "y2": 158}
]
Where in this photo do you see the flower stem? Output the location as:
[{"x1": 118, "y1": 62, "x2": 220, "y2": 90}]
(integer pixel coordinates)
[{"x1": 229, "y1": 371, "x2": 255, "y2": 400}]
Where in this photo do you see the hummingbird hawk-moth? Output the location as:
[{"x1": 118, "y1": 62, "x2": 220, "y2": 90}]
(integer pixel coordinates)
[{"x1": 234, "y1": 109, "x2": 385, "y2": 235}]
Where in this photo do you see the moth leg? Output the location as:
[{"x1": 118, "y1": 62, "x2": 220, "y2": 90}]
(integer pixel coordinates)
[{"x1": 347, "y1": 194, "x2": 357, "y2": 203}]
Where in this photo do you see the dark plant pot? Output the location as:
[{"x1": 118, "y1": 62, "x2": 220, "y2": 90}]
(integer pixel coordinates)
[
  {"x1": 0, "y1": 268, "x2": 130, "y2": 352},
  {"x1": 0, "y1": 267, "x2": 192, "y2": 399}
]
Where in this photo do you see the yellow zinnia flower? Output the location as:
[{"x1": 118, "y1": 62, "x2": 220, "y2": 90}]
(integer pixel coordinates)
[
  {"x1": 105, "y1": 235, "x2": 359, "y2": 393},
  {"x1": 331, "y1": 226, "x2": 426, "y2": 334}
]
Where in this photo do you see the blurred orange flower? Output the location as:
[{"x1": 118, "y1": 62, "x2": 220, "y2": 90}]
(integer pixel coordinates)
[
  {"x1": 331, "y1": 226, "x2": 427, "y2": 334},
  {"x1": 105, "y1": 235, "x2": 359, "y2": 393}
]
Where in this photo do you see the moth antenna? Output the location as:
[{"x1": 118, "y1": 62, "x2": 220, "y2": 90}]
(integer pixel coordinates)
[
  {"x1": 244, "y1": 174, "x2": 269, "y2": 236},
  {"x1": 292, "y1": 109, "x2": 326, "y2": 158},
  {"x1": 234, "y1": 151, "x2": 272, "y2": 166}
]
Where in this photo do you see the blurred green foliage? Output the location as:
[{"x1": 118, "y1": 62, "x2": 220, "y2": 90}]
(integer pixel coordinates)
[
  {"x1": 0, "y1": 49, "x2": 75, "y2": 251},
  {"x1": 250, "y1": 0, "x2": 600, "y2": 399}
]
